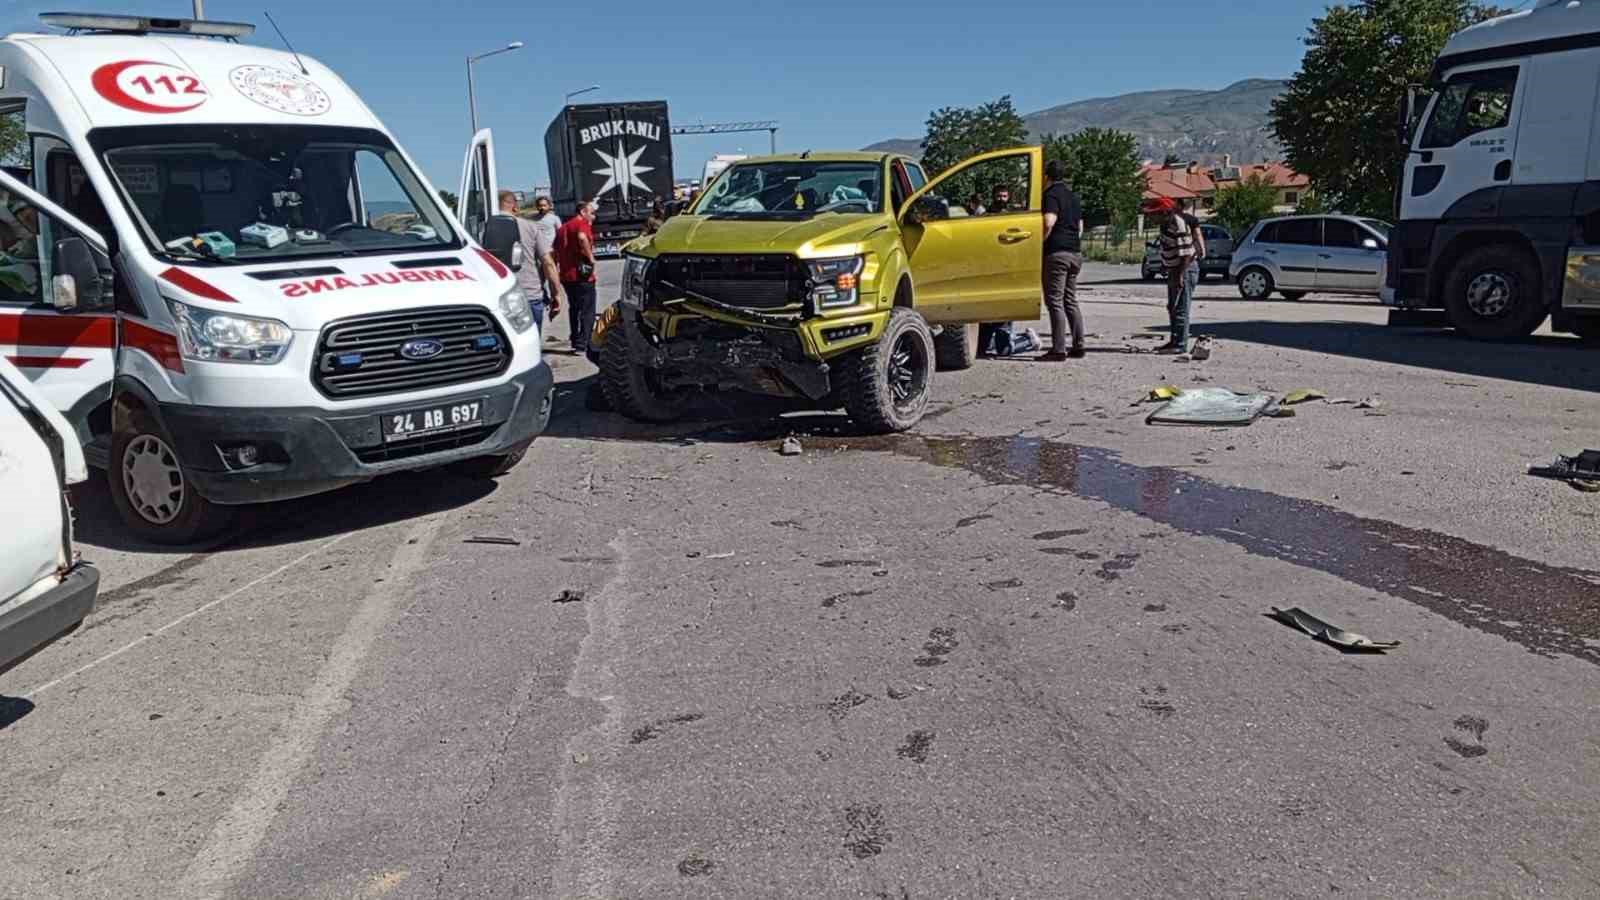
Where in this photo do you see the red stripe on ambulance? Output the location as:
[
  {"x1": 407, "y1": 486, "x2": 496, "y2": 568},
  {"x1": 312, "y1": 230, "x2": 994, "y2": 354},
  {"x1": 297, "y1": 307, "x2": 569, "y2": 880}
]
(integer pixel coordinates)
[
  {"x1": 280, "y1": 268, "x2": 475, "y2": 298},
  {"x1": 123, "y1": 320, "x2": 184, "y2": 374},
  {"x1": 6, "y1": 355, "x2": 91, "y2": 369},
  {"x1": 159, "y1": 266, "x2": 237, "y2": 303},
  {"x1": 0, "y1": 313, "x2": 116, "y2": 348}
]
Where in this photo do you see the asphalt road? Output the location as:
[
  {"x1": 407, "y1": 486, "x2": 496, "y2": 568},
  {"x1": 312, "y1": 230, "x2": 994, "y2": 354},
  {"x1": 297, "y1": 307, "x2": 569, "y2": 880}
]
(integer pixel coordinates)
[{"x1": 3, "y1": 261, "x2": 1599, "y2": 899}]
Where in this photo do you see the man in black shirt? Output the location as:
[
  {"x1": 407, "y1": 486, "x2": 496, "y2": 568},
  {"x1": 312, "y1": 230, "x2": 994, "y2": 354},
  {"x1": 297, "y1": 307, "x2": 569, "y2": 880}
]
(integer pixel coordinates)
[{"x1": 1039, "y1": 159, "x2": 1085, "y2": 361}]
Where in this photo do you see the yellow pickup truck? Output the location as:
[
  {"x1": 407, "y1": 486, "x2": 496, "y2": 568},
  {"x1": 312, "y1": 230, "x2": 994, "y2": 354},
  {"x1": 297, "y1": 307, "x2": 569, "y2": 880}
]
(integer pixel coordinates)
[{"x1": 594, "y1": 147, "x2": 1045, "y2": 431}]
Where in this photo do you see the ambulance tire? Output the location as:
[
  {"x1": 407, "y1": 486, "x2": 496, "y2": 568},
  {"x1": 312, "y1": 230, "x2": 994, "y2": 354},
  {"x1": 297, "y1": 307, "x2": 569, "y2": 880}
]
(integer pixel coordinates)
[
  {"x1": 599, "y1": 321, "x2": 683, "y2": 423},
  {"x1": 108, "y1": 411, "x2": 234, "y2": 546},
  {"x1": 1444, "y1": 245, "x2": 1547, "y2": 341},
  {"x1": 933, "y1": 323, "x2": 979, "y2": 371},
  {"x1": 838, "y1": 307, "x2": 934, "y2": 434},
  {"x1": 452, "y1": 439, "x2": 532, "y2": 479}
]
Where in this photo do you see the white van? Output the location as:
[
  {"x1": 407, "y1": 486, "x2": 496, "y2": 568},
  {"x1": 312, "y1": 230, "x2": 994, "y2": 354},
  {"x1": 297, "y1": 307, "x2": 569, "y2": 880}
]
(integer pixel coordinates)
[
  {"x1": 1, "y1": 355, "x2": 98, "y2": 674},
  {"x1": 0, "y1": 13, "x2": 552, "y2": 544}
]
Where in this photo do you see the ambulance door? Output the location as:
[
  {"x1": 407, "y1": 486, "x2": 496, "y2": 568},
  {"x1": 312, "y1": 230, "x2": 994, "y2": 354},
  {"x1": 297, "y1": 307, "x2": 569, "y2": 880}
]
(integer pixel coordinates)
[
  {"x1": 456, "y1": 129, "x2": 498, "y2": 243},
  {"x1": 0, "y1": 166, "x2": 116, "y2": 435}
]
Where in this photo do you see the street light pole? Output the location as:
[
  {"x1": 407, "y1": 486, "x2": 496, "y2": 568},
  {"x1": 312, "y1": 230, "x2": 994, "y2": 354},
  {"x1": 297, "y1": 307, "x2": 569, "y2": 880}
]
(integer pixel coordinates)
[
  {"x1": 564, "y1": 84, "x2": 600, "y2": 106},
  {"x1": 466, "y1": 42, "x2": 524, "y2": 134}
]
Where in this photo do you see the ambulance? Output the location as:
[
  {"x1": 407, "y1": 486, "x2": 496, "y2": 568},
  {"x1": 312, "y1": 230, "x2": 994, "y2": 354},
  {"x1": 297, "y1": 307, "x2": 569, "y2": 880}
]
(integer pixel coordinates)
[{"x1": 0, "y1": 13, "x2": 552, "y2": 544}]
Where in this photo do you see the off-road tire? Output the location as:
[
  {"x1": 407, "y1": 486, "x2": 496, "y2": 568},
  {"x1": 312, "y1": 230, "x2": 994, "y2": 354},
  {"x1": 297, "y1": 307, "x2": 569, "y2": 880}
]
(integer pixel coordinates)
[
  {"x1": 108, "y1": 409, "x2": 233, "y2": 545},
  {"x1": 1444, "y1": 244, "x2": 1547, "y2": 341},
  {"x1": 599, "y1": 318, "x2": 684, "y2": 423},
  {"x1": 838, "y1": 307, "x2": 934, "y2": 433},
  {"x1": 452, "y1": 439, "x2": 532, "y2": 479},
  {"x1": 584, "y1": 379, "x2": 613, "y2": 411},
  {"x1": 1237, "y1": 267, "x2": 1273, "y2": 300},
  {"x1": 933, "y1": 323, "x2": 978, "y2": 371}
]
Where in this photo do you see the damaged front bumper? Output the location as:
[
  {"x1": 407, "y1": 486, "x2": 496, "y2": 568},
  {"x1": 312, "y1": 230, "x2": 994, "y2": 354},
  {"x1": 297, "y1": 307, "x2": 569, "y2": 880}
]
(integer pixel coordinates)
[{"x1": 625, "y1": 307, "x2": 834, "y2": 400}]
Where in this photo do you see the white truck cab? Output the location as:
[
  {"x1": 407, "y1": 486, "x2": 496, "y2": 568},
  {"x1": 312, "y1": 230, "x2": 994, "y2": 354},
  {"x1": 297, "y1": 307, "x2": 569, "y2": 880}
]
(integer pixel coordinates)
[
  {"x1": 1, "y1": 355, "x2": 98, "y2": 674},
  {"x1": 0, "y1": 14, "x2": 552, "y2": 543},
  {"x1": 1392, "y1": 0, "x2": 1600, "y2": 342}
]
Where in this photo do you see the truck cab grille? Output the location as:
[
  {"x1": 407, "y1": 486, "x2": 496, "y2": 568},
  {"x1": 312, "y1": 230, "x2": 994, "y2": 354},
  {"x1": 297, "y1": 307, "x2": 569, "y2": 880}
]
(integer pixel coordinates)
[
  {"x1": 656, "y1": 254, "x2": 804, "y2": 311},
  {"x1": 313, "y1": 306, "x2": 510, "y2": 399}
]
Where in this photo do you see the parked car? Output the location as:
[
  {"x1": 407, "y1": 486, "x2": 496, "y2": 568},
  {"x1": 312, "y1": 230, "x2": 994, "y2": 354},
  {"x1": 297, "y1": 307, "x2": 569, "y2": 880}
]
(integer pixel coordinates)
[
  {"x1": 1142, "y1": 224, "x2": 1234, "y2": 281},
  {"x1": 1, "y1": 356, "x2": 99, "y2": 675},
  {"x1": 1229, "y1": 215, "x2": 1390, "y2": 300}
]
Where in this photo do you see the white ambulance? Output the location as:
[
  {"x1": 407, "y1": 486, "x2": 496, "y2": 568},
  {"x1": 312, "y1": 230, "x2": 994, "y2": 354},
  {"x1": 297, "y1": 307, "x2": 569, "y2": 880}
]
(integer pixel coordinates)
[{"x1": 0, "y1": 13, "x2": 552, "y2": 544}]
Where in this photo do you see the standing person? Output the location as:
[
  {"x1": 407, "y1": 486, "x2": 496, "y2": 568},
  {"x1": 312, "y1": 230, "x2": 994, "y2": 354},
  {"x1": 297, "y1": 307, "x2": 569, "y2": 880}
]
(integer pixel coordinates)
[
  {"x1": 499, "y1": 190, "x2": 563, "y2": 335},
  {"x1": 1039, "y1": 160, "x2": 1086, "y2": 361},
  {"x1": 1144, "y1": 196, "x2": 1206, "y2": 354},
  {"x1": 528, "y1": 195, "x2": 561, "y2": 245},
  {"x1": 644, "y1": 200, "x2": 667, "y2": 235},
  {"x1": 554, "y1": 199, "x2": 599, "y2": 354}
]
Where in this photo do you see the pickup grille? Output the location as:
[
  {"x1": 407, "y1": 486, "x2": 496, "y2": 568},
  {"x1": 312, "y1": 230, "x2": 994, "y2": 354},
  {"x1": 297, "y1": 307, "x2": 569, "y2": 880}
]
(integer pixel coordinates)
[
  {"x1": 656, "y1": 254, "x2": 803, "y2": 310},
  {"x1": 313, "y1": 306, "x2": 509, "y2": 399}
]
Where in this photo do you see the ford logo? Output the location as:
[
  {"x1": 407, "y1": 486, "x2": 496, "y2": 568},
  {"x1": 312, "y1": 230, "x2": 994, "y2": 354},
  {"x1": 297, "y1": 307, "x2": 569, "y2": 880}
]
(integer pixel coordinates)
[{"x1": 399, "y1": 338, "x2": 445, "y2": 360}]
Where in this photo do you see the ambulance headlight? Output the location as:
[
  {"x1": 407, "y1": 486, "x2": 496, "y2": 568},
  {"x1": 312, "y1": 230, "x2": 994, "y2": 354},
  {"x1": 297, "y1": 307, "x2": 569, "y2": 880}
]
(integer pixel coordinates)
[
  {"x1": 498, "y1": 286, "x2": 534, "y2": 333},
  {"x1": 168, "y1": 299, "x2": 292, "y2": 364}
]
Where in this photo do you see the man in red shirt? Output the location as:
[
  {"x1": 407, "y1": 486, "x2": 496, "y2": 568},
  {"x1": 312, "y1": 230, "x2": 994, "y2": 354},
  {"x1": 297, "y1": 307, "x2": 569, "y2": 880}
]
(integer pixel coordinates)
[{"x1": 554, "y1": 200, "x2": 599, "y2": 353}]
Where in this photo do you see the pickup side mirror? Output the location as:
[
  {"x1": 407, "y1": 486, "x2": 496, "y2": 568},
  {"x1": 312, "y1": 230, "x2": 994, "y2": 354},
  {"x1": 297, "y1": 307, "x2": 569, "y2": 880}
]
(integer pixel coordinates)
[
  {"x1": 51, "y1": 236, "x2": 112, "y2": 312},
  {"x1": 481, "y1": 214, "x2": 522, "y2": 272},
  {"x1": 905, "y1": 194, "x2": 949, "y2": 225},
  {"x1": 1362, "y1": 237, "x2": 1381, "y2": 251}
]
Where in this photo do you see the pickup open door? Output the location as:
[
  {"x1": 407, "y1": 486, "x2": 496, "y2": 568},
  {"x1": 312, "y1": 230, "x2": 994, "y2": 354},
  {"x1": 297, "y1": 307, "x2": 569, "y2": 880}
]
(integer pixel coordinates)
[
  {"x1": 898, "y1": 146, "x2": 1043, "y2": 324},
  {"x1": 456, "y1": 128, "x2": 499, "y2": 243}
]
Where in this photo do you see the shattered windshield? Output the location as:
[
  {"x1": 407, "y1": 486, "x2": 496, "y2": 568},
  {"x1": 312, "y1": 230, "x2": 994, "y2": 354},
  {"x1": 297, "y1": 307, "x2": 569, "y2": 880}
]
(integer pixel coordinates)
[
  {"x1": 91, "y1": 124, "x2": 458, "y2": 264},
  {"x1": 693, "y1": 161, "x2": 882, "y2": 218}
]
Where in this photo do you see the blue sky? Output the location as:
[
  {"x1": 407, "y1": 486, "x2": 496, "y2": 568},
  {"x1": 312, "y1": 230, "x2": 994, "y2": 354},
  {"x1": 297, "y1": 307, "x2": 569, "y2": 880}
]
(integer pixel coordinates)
[{"x1": 4, "y1": 0, "x2": 1334, "y2": 190}]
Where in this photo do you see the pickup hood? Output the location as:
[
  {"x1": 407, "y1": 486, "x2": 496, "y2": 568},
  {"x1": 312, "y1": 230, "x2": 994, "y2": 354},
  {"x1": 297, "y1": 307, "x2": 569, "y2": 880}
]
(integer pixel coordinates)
[
  {"x1": 638, "y1": 213, "x2": 891, "y2": 257},
  {"x1": 151, "y1": 250, "x2": 509, "y2": 331}
]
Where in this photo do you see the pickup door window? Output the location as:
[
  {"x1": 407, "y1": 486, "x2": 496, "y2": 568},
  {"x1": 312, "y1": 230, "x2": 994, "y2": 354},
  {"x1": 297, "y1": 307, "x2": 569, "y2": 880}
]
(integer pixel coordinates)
[{"x1": 899, "y1": 147, "x2": 1043, "y2": 324}]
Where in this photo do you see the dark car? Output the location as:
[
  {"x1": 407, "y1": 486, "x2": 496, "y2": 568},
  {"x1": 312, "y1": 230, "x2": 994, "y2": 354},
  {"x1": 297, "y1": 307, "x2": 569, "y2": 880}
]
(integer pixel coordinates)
[{"x1": 1143, "y1": 223, "x2": 1234, "y2": 281}]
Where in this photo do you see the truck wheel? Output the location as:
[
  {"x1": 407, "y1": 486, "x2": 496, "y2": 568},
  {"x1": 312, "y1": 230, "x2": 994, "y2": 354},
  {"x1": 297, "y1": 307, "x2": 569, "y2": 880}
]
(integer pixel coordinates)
[
  {"x1": 933, "y1": 323, "x2": 978, "y2": 371},
  {"x1": 1237, "y1": 267, "x2": 1273, "y2": 300},
  {"x1": 838, "y1": 308, "x2": 934, "y2": 433},
  {"x1": 1444, "y1": 245, "x2": 1547, "y2": 340},
  {"x1": 452, "y1": 439, "x2": 532, "y2": 479},
  {"x1": 108, "y1": 410, "x2": 233, "y2": 545},
  {"x1": 599, "y1": 319, "x2": 683, "y2": 423}
]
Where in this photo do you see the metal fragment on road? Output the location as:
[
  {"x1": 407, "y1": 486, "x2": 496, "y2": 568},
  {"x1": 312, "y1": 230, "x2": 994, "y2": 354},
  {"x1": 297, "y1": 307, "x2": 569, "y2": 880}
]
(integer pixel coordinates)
[
  {"x1": 779, "y1": 436, "x2": 803, "y2": 456},
  {"x1": 1270, "y1": 606, "x2": 1401, "y2": 652},
  {"x1": 554, "y1": 589, "x2": 586, "y2": 604},
  {"x1": 1529, "y1": 449, "x2": 1600, "y2": 484},
  {"x1": 1281, "y1": 389, "x2": 1326, "y2": 405},
  {"x1": 1147, "y1": 388, "x2": 1275, "y2": 426}
]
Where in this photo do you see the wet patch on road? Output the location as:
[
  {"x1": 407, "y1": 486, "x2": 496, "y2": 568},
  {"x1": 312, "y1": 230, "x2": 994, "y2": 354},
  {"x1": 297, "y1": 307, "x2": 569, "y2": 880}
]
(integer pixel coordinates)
[
  {"x1": 824, "y1": 688, "x2": 872, "y2": 722},
  {"x1": 896, "y1": 730, "x2": 935, "y2": 764},
  {"x1": 822, "y1": 589, "x2": 875, "y2": 609},
  {"x1": 1054, "y1": 592, "x2": 1079, "y2": 611},
  {"x1": 955, "y1": 513, "x2": 994, "y2": 529},
  {"x1": 913, "y1": 627, "x2": 960, "y2": 668},
  {"x1": 830, "y1": 434, "x2": 1600, "y2": 666},
  {"x1": 677, "y1": 855, "x2": 716, "y2": 877},
  {"x1": 818, "y1": 559, "x2": 883, "y2": 569},
  {"x1": 1033, "y1": 528, "x2": 1091, "y2": 540},
  {"x1": 1138, "y1": 685, "x2": 1176, "y2": 718},
  {"x1": 842, "y1": 804, "x2": 891, "y2": 859},
  {"x1": 628, "y1": 712, "x2": 705, "y2": 745},
  {"x1": 982, "y1": 578, "x2": 1024, "y2": 591}
]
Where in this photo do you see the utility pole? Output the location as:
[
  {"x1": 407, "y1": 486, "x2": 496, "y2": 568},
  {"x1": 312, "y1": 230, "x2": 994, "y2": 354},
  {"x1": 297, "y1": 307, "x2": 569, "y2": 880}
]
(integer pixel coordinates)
[{"x1": 466, "y1": 42, "x2": 524, "y2": 134}]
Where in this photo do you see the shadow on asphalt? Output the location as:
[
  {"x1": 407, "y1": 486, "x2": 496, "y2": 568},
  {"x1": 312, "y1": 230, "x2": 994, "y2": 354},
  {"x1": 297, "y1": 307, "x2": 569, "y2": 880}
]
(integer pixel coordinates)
[
  {"x1": 72, "y1": 466, "x2": 499, "y2": 556},
  {"x1": 0, "y1": 695, "x2": 35, "y2": 729},
  {"x1": 1196, "y1": 320, "x2": 1600, "y2": 393}
]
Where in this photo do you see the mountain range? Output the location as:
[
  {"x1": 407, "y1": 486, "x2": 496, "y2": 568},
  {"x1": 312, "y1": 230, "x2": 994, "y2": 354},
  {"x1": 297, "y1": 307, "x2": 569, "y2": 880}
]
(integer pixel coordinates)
[{"x1": 865, "y1": 79, "x2": 1287, "y2": 165}]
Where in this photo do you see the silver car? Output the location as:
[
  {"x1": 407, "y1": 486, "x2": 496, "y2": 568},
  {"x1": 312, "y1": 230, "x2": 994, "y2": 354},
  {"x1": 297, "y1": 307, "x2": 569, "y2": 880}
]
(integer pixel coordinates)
[
  {"x1": 1142, "y1": 224, "x2": 1235, "y2": 281},
  {"x1": 1229, "y1": 215, "x2": 1390, "y2": 300}
]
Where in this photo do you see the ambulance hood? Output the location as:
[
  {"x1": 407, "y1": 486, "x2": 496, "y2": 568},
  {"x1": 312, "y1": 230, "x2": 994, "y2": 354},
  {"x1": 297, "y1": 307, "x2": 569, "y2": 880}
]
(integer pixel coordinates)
[
  {"x1": 14, "y1": 33, "x2": 381, "y2": 131},
  {"x1": 153, "y1": 250, "x2": 512, "y2": 331}
]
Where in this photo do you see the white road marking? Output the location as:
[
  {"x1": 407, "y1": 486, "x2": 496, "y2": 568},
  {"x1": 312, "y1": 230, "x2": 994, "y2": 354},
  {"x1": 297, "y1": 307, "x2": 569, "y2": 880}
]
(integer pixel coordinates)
[
  {"x1": 174, "y1": 514, "x2": 446, "y2": 900},
  {"x1": 21, "y1": 531, "x2": 359, "y2": 700}
]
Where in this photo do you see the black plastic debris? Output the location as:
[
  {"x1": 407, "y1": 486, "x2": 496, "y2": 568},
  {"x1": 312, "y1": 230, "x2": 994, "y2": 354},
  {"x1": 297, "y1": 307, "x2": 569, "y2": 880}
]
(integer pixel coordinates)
[
  {"x1": 554, "y1": 589, "x2": 586, "y2": 604},
  {"x1": 1270, "y1": 606, "x2": 1401, "y2": 652},
  {"x1": 464, "y1": 536, "x2": 521, "y2": 546},
  {"x1": 1529, "y1": 449, "x2": 1600, "y2": 484}
]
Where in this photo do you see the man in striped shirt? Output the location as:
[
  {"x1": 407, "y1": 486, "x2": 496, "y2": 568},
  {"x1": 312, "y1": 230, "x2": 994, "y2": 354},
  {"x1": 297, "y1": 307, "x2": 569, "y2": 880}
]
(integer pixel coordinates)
[{"x1": 1144, "y1": 197, "x2": 1206, "y2": 354}]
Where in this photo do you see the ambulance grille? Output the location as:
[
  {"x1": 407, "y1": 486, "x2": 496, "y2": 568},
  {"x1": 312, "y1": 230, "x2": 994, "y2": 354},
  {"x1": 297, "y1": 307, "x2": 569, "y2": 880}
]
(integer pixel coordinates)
[{"x1": 312, "y1": 306, "x2": 510, "y2": 399}]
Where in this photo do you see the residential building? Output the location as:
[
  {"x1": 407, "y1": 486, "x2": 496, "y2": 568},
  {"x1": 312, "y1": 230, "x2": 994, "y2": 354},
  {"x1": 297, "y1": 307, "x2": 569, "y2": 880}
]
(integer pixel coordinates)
[{"x1": 1142, "y1": 155, "x2": 1311, "y2": 218}]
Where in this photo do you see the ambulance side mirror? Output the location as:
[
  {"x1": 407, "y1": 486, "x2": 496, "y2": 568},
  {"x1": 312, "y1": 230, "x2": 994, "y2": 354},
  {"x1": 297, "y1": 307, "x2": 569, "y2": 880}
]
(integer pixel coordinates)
[
  {"x1": 51, "y1": 237, "x2": 112, "y2": 312},
  {"x1": 481, "y1": 215, "x2": 522, "y2": 272}
]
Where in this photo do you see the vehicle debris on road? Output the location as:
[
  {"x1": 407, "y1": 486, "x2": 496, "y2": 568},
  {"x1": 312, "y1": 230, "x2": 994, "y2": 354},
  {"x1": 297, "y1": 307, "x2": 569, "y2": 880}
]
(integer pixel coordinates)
[
  {"x1": 1146, "y1": 388, "x2": 1275, "y2": 426},
  {"x1": 554, "y1": 589, "x2": 586, "y2": 604},
  {"x1": 1281, "y1": 389, "x2": 1327, "y2": 405},
  {"x1": 1270, "y1": 606, "x2": 1401, "y2": 652},
  {"x1": 464, "y1": 536, "x2": 522, "y2": 547},
  {"x1": 1529, "y1": 449, "x2": 1600, "y2": 490},
  {"x1": 779, "y1": 436, "x2": 803, "y2": 456}
]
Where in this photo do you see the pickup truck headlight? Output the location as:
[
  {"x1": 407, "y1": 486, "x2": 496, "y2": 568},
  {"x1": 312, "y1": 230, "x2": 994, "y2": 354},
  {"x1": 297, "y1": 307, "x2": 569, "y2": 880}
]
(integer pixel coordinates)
[
  {"x1": 498, "y1": 286, "x2": 534, "y2": 333},
  {"x1": 807, "y1": 256, "x2": 865, "y2": 308},
  {"x1": 168, "y1": 299, "x2": 291, "y2": 364},
  {"x1": 621, "y1": 254, "x2": 651, "y2": 306}
]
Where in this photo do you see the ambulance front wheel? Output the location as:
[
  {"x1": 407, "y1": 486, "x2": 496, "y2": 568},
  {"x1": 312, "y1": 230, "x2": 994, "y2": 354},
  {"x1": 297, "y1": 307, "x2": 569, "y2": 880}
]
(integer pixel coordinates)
[
  {"x1": 109, "y1": 410, "x2": 234, "y2": 546},
  {"x1": 451, "y1": 439, "x2": 532, "y2": 479}
]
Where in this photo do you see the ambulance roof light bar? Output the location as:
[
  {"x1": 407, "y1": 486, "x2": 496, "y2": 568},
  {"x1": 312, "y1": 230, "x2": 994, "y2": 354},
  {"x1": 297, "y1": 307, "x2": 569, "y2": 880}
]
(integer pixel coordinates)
[{"x1": 39, "y1": 13, "x2": 256, "y2": 40}]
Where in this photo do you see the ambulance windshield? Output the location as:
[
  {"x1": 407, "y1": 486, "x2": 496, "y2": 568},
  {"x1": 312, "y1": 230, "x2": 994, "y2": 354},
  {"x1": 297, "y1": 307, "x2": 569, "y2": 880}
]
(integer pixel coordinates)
[{"x1": 90, "y1": 124, "x2": 458, "y2": 264}]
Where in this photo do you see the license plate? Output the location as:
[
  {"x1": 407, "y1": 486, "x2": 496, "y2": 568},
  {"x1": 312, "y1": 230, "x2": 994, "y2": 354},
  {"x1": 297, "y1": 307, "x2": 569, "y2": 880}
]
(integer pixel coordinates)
[
  {"x1": 596, "y1": 241, "x2": 622, "y2": 256},
  {"x1": 381, "y1": 398, "x2": 486, "y2": 443}
]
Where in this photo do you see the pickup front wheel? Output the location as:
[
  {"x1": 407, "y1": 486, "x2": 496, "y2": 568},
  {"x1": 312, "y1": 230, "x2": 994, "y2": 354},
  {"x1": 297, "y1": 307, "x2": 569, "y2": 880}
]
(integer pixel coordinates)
[
  {"x1": 839, "y1": 308, "x2": 934, "y2": 433},
  {"x1": 599, "y1": 316, "x2": 684, "y2": 423}
]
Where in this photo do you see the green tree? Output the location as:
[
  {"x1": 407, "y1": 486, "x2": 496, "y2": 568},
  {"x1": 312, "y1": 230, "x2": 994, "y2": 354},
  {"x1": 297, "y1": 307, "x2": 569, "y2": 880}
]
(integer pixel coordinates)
[
  {"x1": 1212, "y1": 172, "x2": 1280, "y2": 239},
  {"x1": 0, "y1": 115, "x2": 24, "y2": 168},
  {"x1": 438, "y1": 189, "x2": 459, "y2": 210},
  {"x1": 920, "y1": 95, "x2": 1028, "y2": 179},
  {"x1": 1271, "y1": 0, "x2": 1507, "y2": 218},
  {"x1": 1162, "y1": 152, "x2": 1183, "y2": 168},
  {"x1": 1042, "y1": 128, "x2": 1144, "y2": 229}
]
